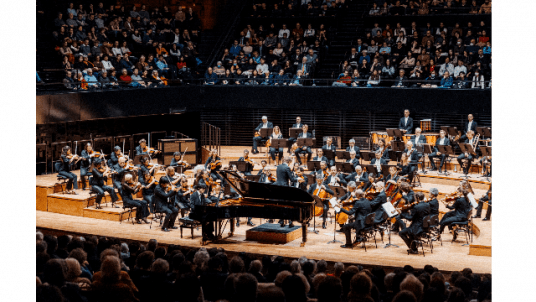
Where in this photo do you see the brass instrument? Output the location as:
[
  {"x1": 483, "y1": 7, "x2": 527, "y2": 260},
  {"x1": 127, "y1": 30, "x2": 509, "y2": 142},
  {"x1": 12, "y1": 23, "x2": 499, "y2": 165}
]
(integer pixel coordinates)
[{"x1": 471, "y1": 133, "x2": 480, "y2": 155}]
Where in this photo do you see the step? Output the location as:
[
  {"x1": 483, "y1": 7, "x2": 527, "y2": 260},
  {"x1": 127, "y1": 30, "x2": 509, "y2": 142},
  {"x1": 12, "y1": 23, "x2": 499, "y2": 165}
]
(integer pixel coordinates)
[
  {"x1": 83, "y1": 201, "x2": 138, "y2": 222},
  {"x1": 47, "y1": 190, "x2": 120, "y2": 217}
]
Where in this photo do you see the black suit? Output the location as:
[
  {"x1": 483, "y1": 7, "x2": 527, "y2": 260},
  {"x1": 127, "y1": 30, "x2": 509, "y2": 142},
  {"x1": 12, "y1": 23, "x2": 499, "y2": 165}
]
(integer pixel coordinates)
[
  {"x1": 58, "y1": 155, "x2": 78, "y2": 190},
  {"x1": 440, "y1": 197, "x2": 471, "y2": 233},
  {"x1": 345, "y1": 171, "x2": 368, "y2": 185},
  {"x1": 312, "y1": 155, "x2": 328, "y2": 163},
  {"x1": 189, "y1": 191, "x2": 214, "y2": 238},
  {"x1": 428, "y1": 198, "x2": 439, "y2": 216},
  {"x1": 392, "y1": 190, "x2": 415, "y2": 231},
  {"x1": 340, "y1": 198, "x2": 372, "y2": 245},
  {"x1": 457, "y1": 137, "x2": 480, "y2": 174},
  {"x1": 346, "y1": 157, "x2": 360, "y2": 169},
  {"x1": 135, "y1": 145, "x2": 149, "y2": 156},
  {"x1": 324, "y1": 174, "x2": 347, "y2": 187},
  {"x1": 429, "y1": 137, "x2": 450, "y2": 170},
  {"x1": 374, "y1": 146, "x2": 391, "y2": 161},
  {"x1": 474, "y1": 190, "x2": 491, "y2": 219},
  {"x1": 140, "y1": 176, "x2": 156, "y2": 213},
  {"x1": 403, "y1": 148, "x2": 421, "y2": 181},
  {"x1": 294, "y1": 132, "x2": 313, "y2": 164},
  {"x1": 154, "y1": 184, "x2": 179, "y2": 230},
  {"x1": 79, "y1": 150, "x2": 91, "y2": 189},
  {"x1": 399, "y1": 202, "x2": 431, "y2": 250},
  {"x1": 411, "y1": 135, "x2": 427, "y2": 146},
  {"x1": 90, "y1": 167, "x2": 117, "y2": 206},
  {"x1": 370, "y1": 158, "x2": 387, "y2": 178},
  {"x1": 322, "y1": 144, "x2": 337, "y2": 167},
  {"x1": 290, "y1": 175, "x2": 308, "y2": 190},
  {"x1": 398, "y1": 116, "x2": 414, "y2": 134},
  {"x1": 370, "y1": 191, "x2": 388, "y2": 224},
  {"x1": 274, "y1": 163, "x2": 296, "y2": 186},
  {"x1": 287, "y1": 123, "x2": 304, "y2": 151},
  {"x1": 308, "y1": 183, "x2": 335, "y2": 223},
  {"x1": 121, "y1": 183, "x2": 149, "y2": 221},
  {"x1": 253, "y1": 121, "x2": 274, "y2": 152},
  {"x1": 346, "y1": 146, "x2": 361, "y2": 160}
]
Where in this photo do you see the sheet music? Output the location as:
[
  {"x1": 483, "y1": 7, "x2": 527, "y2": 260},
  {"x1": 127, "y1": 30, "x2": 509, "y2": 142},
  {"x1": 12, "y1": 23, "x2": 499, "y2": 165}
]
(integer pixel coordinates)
[
  {"x1": 467, "y1": 193, "x2": 478, "y2": 208},
  {"x1": 382, "y1": 202, "x2": 398, "y2": 218},
  {"x1": 329, "y1": 197, "x2": 338, "y2": 208}
]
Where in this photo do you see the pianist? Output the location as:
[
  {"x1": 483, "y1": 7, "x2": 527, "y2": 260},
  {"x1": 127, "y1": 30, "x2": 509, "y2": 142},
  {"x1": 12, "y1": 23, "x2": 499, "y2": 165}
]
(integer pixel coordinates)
[{"x1": 189, "y1": 184, "x2": 215, "y2": 241}]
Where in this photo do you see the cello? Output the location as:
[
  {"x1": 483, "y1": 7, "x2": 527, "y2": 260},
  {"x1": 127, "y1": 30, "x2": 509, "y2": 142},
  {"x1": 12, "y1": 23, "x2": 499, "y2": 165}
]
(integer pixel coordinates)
[{"x1": 313, "y1": 184, "x2": 332, "y2": 216}]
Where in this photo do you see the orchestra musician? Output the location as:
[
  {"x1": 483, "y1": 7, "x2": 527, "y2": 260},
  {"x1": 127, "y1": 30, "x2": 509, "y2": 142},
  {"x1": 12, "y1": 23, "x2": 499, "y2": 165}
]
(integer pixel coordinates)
[
  {"x1": 294, "y1": 124, "x2": 313, "y2": 165},
  {"x1": 59, "y1": 146, "x2": 79, "y2": 194},
  {"x1": 312, "y1": 149, "x2": 328, "y2": 163},
  {"x1": 439, "y1": 187, "x2": 472, "y2": 241},
  {"x1": 112, "y1": 157, "x2": 128, "y2": 198},
  {"x1": 238, "y1": 149, "x2": 255, "y2": 175},
  {"x1": 154, "y1": 176, "x2": 180, "y2": 232},
  {"x1": 391, "y1": 182, "x2": 414, "y2": 232},
  {"x1": 310, "y1": 160, "x2": 329, "y2": 179},
  {"x1": 345, "y1": 165, "x2": 369, "y2": 186},
  {"x1": 374, "y1": 138, "x2": 390, "y2": 161},
  {"x1": 481, "y1": 151, "x2": 491, "y2": 177},
  {"x1": 347, "y1": 150, "x2": 360, "y2": 169},
  {"x1": 324, "y1": 166, "x2": 347, "y2": 187},
  {"x1": 322, "y1": 137, "x2": 337, "y2": 167},
  {"x1": 252, "y1": 116, "x2": 274, "y2": 154},
  {"x1": 346, "y1": 139, "x2": 361, "y2": 161},
  {"x1": 268, "y1": 126, "x2": 284, "y2": 163},
  {"x1": 370, "y1": 182, "x2": 389, "y2": 224},
  {"x1": 139, "y1": 157, "x2": 158, "y2": 178},
  {"x1": 362, "y1": 173, "x2": 377, "y2": 192},
  {"x1": 370, "y1": 152, "x2": 387, "y2": 178},
  {"x1": 189, "y1": 184, "x2": 215, "y2": 240},
  {"x1": 456, "y1": 130, "x2": 480, "y2": 175},
  {"x1": 336, "y1": 188, "x2": 372, "y2": 248},
  {"x1": 459, "y1": 114, "x2": 478, "y2": 141},
  {"x1": 403, "y1": 141, "x2": 421, "y2": 182},
  {"x1": 257, "y1": 160, "x2": 268, "y2": 175},
  {"x1": 164, "y1": 166, "x2": 181, "y2": 186},
  {"x1": 385, "y1": 166, "x2": 399, "y2": 185},
  {"x1": 135, "y1": 138, "x2": 160, "y2": 156},
  {"x1": 307, "y1": 174, "x2": 335, "y2": 229},
  {"x1": 287, "y1": 116, "x2": 304, "y2": 152},
  {"x1": 259, "y1": 167, "x2": 275, "y2": 184},
  {"x1": 334, "y1": 181, "x2": 358, "y2": 230},
  {"x1": 473, "y1": 185, "x2": 491, "y2": 221},
  {"x1": 397, "y1": 153, "x2": 411, "y2": 177},
  {"x1": 140, "y1": 171, "x2": 157, "y2": 214},
  {"x1": 176, "y1": 177, "x2": 193, "y2": 218},
  {"x1": 411, "y1": 127, "x2": 427, "y2": 147},
  {"x1": 398, "y1": 109, "x2": 414, "y2": 134},
  {"x1": 90, "y1": 158, "x2": 118, "y2": 209},
  {"x1": 291, "y1": 167, "x2": 308, "y2": 190},
  {"x1": 121, "y1": 174, "x2": 150, "y2": 224},
  {"x1": 428, "y1": 130, "x2": 450, "y2": 172},
  {"x1": 110, "y1": 146, "x2": 125, "y2": 167},
  {"x1": 427, "y1": 188, "x2": 440, "y2": 216},
  {"x1": 205, "y1": 149, "x2": 225, "y2": 184},
  {"x1": 398, "y1": 192, "x2": 431, "y2": 254},
  {"x1": 170, "y1": 151, "x2": 190, "y2": 172},
  {"x1": 79, "y1": 143, "x2": 94, "y2": 190}
]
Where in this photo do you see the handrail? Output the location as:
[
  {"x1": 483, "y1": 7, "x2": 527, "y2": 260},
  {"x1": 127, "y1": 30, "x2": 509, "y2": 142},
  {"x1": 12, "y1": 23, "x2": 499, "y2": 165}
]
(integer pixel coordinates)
[{"x1": 202, "y1": 122, "x2": 221, "y2": 156}]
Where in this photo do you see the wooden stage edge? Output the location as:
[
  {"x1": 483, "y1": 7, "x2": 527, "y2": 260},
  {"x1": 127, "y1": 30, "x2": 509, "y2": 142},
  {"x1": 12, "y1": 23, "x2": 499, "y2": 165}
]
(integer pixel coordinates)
[{"x1": 36, "y1": 211, "x2": 491, "y2": 275}]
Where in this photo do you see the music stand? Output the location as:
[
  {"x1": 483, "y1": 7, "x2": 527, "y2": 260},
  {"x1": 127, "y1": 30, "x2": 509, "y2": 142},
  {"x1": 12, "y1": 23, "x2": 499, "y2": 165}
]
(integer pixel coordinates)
[
  {"x1": 297, "y1": 138, "x2": 316, "y2": 147},
  {"x1": 442, "y1": 126, "x2": 459, "y2": 140},
  {"x1": 310, "y1": 196, "x2": 322, "y2": 234},
  {"x1": 305, "y1": 174, "x2": 316, "y2": 185},
  {"x1": 306, "y1": 161, "x2": 322, "y2": 172},
  {"x1": 458, "y1": 143, "x2": 474, "y2": 179},
  {"x1": 382, "y1": 202, "x2": 400, "y2": 248},
  {"x1": 336, "y1": 150, "x2": 351, "y2": 160},
  {"x1": 289, "y1": 128, "x2": 301, "y2": 138},
  {"x1": 364, "y1": 164, "x2": 381, "y2": 177},
  {"x1": 259, "y1": 128, "x2": 273, "y2": 138},
  {"x1": 271, "y1": 139, "x2": 288, "y2": 164},
  {"x1": 437, "y1": 145, "x2": 454, "y2": 176},
  {"x1": 229, "y1": 161, "x2": 251, "y2": 173},
  {"x1": 335, "y1": 162, "x2": 354, "y2": 173},
  {"x1": 386, "y1": 128, "x2": 404, "y2": 141},
  {"x1": 479, "y1": 146, "x2": 492, "y2": 181},
  {"x1": 381, "y1": 165, "x2": 396, "y2": 178},
  {"x1": 420, "y1": 144, "x2": 433, "y2": 174},
  {"x1": 390, "y1": 141, "x2": 405, "y2": 163},
  {"x1": 483, "y1": 127, "x2": 491, "y2": 137},
  {"x1": 133, "y1": 154, "x2": 150, "y2": 166},
  {"x1": 360, "y1": 151, "x2": 376, "y2": 162},
  {"x1": 244, "y1": 175, "x2": 262, "y2": 182},
  {"x1": 323, "y1": 149, "x2": 336, "y2": 161}
]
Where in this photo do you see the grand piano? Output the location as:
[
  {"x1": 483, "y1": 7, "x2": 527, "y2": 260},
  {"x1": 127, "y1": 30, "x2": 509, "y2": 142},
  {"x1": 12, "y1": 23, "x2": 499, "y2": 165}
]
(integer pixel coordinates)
[{"x1": 188, "y1": 170, "x2": 315, "y2": 246}]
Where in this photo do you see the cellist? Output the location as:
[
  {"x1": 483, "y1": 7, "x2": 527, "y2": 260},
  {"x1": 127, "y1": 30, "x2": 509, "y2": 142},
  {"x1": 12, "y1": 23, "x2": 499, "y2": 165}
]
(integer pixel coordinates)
[
  {"x1": 336, "y1": 188, "x2": 371, "y2": 248},
  {"x1": 205, "y1": 149, "x2": 225, "y2": 184},
  {"x1": 369, "y1": 182, "x2": 389, "y2": 224},
  {"x1": 307, "y1": 174, "x2": 335, "y2": 229},
  {"x1": 391, "y1": 182, "x2": 414, "y2": 232}
]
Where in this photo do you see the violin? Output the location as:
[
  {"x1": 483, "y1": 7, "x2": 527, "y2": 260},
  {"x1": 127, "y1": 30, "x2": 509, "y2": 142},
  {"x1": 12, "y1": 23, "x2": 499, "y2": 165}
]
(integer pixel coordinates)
[
  {"x1": 441, "y1": 190, "x2": 462, "y2": 206},
  {"x1": 143, "y1": 146, "x2": 160, "y2": 155},
  {"x1": 88, "y1": 150, "x2": 105, "y2": 158},
  {"x1": 209, "y1": 158, "x2": 222, "y2": 171}
]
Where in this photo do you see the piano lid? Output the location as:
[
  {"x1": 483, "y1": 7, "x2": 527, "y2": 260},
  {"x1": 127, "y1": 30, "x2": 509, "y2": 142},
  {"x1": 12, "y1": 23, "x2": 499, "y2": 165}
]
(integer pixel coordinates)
[{"x1": 218, "y1": 170, "x2": 314, "y2": 203}]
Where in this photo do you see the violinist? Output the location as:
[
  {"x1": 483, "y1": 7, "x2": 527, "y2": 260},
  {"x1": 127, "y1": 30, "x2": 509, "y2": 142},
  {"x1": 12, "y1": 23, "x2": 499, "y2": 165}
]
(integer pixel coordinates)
[
  {"x1": 112, "y1": 157, "x2": 128, "y2": 197},
  {"x1": 196, "y1": 170, "x2": 213, "y2": 194},
  {"x1": 428, "y1": 188, "x2": 440, "y2": 216},
  {"x1": 345, "y1": 165, "x2": 368, "y2": 186},
  {"x1": 307, "y1": 174, "x2": 335, "y2": 229},
  {"x1": 398, "y1": 192, "x2": 431, "y2": 254},
  {"x1": 59, "y1": 146, "x2": 79, "y2": 194},
  {"x1": 189, "y1": 184, "x2": 215, "y2": 240},
  {"x1": 121, "y1": 174, "x2": 150, "y2": 224},
  {"x1": 110, "y1": 146, "x2": 125, "y2": 167},
  {"x1": 176, "y1": 177, "x2": 193, "y2": 218},
  {"x1": 428, "y1": 129, "x2": 450, "y2": 172},
  {"x1": 457, "y1": 130, "x2": 480, "y2": 175},
  {"x1": 346, "y1": 151, "x2": 359, "y2": 169},
  {"x1": 135, "y1": 138, "x2": 161, "y2": 156},
  {"x1": 268, "y1": 126, "x2": 284, "y2": 163},
  {"x1": 313, "y1": 149, "x2": 328, "y2": 163},
  {"x1": 346, "y1": 139, "x2": 361, "y2": 160},
  {"x1": 322, "y1": 137, "x2": 337, "y2": 167},
  {"x1": 294, "y1": 124, "x2": 313, "y2": 165},
  {"x1": 370, "y1": 182, "x2": 389, "y2": 224},
  {"x1": 257, "y1": 160, "x2": 268, "y2": 176},
  {"x1": 205, "y1": 149, "x2": 224, "y2": 184},
  {"x1": 90, "y1": 158, "x2": 118, "y2": 209},
  {"x1": 139, "y1": 157, "x2": 157, "y2": 178},
  {"x1": 336, "y1": 189, "x2": 371, "y2": 248},
  {"x1": 252, "y1": 116, "x2": 274, "y2": 154},
  {"x1": 259, "y1": 167, "x2": 275, "y2": 184},
  {"x1": 79, "y1": 143, "x2": 93, "y2": 190},
  {"x1": 164, "y1": 166, "x2": 181, "y2": 186},
  {"x1": 392, "y1": 182, "x2": 414, "y2": 232},
  {"x1": 154, "y1": 176, "x2": 180, "y2": 232},
  {"x1": 374, "y1": 138, "x2": 390, "y2": 161},
  {"x1": 370, "y1": 152, "x2": 387, "y2": 178},
  {"x1": 439, "y1": 187, "x2": 471, "y2": 241},
  {"x1": 291, "y1": 167, "x2": 308, "y2": 190},
  {"x1": 324, "y1": 166, "x2": 347, "y2": 187},
  {"x1": 473, "y1": 184, "x2": 491, "y2": 221},
  {"x1": 170, "y1": 151, "x2": 190, "y2": 170},
  {"x1": 362, "y1": 173, "x2": 377, "y2": 192},
  {"x1": 238, "y1": 149, "x2": 255, "y2": 175},
  {"x1": 140, "y1": 171, "x2": 157, "y2": 214}
]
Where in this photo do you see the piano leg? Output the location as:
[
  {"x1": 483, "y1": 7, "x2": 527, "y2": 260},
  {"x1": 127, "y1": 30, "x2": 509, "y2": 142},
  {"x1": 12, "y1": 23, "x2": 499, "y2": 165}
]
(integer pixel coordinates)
[
  {"x1": 301, "y1": 223, "x2": 307, "y2": 247},
  {"x1": 229, "y1": 218, "x2": 235, "y2": 237}
]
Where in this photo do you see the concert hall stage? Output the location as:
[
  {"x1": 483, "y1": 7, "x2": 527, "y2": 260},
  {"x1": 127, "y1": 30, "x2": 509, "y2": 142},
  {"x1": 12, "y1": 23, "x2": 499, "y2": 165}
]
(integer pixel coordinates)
[{"x1": 36, "y1": 151, "x2": 491, "y2": 274}]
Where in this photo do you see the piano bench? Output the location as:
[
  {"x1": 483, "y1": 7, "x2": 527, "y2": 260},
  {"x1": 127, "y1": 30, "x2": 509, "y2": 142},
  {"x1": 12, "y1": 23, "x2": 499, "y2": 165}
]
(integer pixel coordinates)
[{"x1": 178, "y1": 217, "x2": 201, "y2": 239}]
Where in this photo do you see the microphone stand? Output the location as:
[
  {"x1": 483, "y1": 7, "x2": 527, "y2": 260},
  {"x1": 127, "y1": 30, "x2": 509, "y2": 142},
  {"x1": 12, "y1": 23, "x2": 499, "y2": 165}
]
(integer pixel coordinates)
[
  {"x1": 327, "y1": 211, "x2": 343, "y2": 244},
  {"x1": 383, "y1": 219, "x2": 399, "y2": 248}
]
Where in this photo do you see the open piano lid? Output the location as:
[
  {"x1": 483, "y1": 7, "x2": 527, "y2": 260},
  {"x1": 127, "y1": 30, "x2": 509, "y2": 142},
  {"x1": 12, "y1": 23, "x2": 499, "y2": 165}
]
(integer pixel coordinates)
[{"x1": 218, "y1": 170, "x2": 314, "y2": 204}]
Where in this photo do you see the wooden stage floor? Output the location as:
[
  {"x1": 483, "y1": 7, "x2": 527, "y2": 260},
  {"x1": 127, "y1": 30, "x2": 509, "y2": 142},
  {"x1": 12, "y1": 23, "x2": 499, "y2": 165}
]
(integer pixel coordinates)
[{"x1": 36, "y1": 210, "x2": 491, "y2": 274}]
